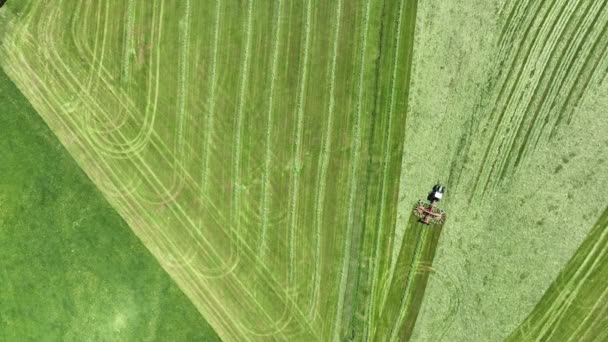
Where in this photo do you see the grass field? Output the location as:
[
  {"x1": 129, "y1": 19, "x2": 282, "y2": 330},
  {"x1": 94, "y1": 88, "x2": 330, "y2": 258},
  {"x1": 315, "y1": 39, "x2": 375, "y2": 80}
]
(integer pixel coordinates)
[
  {"x1": 1, "y1": 1, "x2": 417, "y2": 340},
  {"x1": 0, "y1": 70, "x2": 219, "y2": 341},
  {"x1": 1, "y1": 0, "x2": 608, "y2": 340}
]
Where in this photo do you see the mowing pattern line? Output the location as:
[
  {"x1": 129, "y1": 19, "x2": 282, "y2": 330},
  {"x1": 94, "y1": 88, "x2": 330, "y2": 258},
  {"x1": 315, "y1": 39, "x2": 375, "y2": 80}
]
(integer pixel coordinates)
[
  {"x1": 507, "y1": 206, "x2": 608, "y2": 341},
  {"x1": 0, "y1": 0, "x2": 420, "y2": 340},
  {"x1": 469, "y1": 0, "x2": 608, "y2": 199}
]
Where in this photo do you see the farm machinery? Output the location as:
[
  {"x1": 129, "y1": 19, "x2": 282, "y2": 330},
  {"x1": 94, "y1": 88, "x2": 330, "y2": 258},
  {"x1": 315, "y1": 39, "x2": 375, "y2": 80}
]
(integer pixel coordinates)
[{"x1": 413, "y1": 184, "x2": 447, "y2": 225}]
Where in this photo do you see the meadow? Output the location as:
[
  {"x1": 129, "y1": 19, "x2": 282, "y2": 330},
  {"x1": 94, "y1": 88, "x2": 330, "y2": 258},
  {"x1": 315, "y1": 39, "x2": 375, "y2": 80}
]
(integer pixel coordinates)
[{"x1": 1, "y1": 0, "x2": 607, "y2": 340}]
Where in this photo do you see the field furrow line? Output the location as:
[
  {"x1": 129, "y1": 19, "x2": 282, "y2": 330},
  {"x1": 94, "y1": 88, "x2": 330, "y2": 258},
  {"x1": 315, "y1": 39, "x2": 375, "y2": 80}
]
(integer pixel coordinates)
[
  {"x1": 201, "y1": 0, "x2": 222, "y2": 191},
  {"x1": 258, "y1": 0, "x2": 284, "y2": 262},
  {"x1": 312, "y1": 0, "x2": 343, "y2": 266},
  {"x1": 121, "y1": 0, "x2": 136, "y2": 82},
  {"x1": 365, "y1": 0, "x2": 406, "y2": 338},
  {"x1": 487, "y1": 0, "x2": 573, "y2": 187},
  {"x1": 557, "y1": 12, "x2": 608, "y2": 130},
  {"x1": 469, "y1": 0, "x2": 553, "y2": 201},
  {"x1": 386, "y1": 227, "x2": 428, "y2": 342},
  {"x1": 540, "y1": 233, "x2": 608, "y2": 341},
  {"x1": 231, "y1": 0, "x2": 254, "y2": 253},
  {"x1": 82, "y1": 1, "x2": 162, "y2": 158},
  {"x1": 491, "y1": 0, "x2": 583, "y2": 181},
  {"x1": 471, "y1": 0, "x2": 568, "y2": 197},
  {"x1": 577, "y1": 290, "x2": 608, "y2": 342},
  {"x1": 332, "y1": 0, "x2": 372, "y2": 333},
  {"x1": 517, "y1": 0, "x2": 607, "y2": 165},
  {"x1": 286, "y1": 0, "x2": 312, "y2": 307},
  {"x1": 530, "y1": 217, "x2": 608, "y2": 339},
  {"x1": 497, "y1": 0, "x2": 534, "y2": 59},
  {"x1": 84, "y1": 0, "x2": 103, "y2": 91},
  {"x1": 565, "y1": 281, "x2": 608, "y2": 342},
  {"x1": 35, "y1": 1, "x2": 212, "y2": 219},
  {"x1": 93, "y1": 0, "x2": 110, "y2": 89},
  {"x1": 308, "y1": 0, "x2": 342, "y2": 338},
  {"x1": 195, "y1": 0, "x2": 240, "y2": 278}
]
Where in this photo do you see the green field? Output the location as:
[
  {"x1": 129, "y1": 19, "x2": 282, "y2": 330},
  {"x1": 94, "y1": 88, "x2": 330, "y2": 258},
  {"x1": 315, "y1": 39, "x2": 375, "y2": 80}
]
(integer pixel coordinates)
[
  {"x1": 0, "y1": 70, "x2": 219, "y2": 340},
  {"x1": 1, "y1": 0, "x2": 608, "y2": 340}
]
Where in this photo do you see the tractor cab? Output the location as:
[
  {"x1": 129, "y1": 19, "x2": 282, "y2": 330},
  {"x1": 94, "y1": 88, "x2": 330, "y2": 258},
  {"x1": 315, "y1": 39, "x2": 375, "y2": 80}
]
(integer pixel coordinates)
[{"x1": 428, "y1": 184, "x2": 446, "y2": 202}]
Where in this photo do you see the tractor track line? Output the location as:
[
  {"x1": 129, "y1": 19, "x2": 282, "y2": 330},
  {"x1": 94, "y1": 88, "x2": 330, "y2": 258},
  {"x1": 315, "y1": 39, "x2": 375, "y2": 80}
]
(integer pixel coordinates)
[
  {"x1": 313, "y1": 0, "x2": 344, "y2": 339},
  {"x1": 528, "y1": 211, "x2": 608, "y2": 339},
  {"x1": 84, "y1": 0, "x2": 164, "y2": 157},
  {"x1": 358, "y1": 0, "x2": 388, "y2": 337},
  {"x1": 551, "y1": 9, "x2": 608, "y2": 136},
  {"x1": 121, "y1": 0, "x2": 136, "y2": 82},
  {"x1": 40, "y1": 87, "x2": 317, "y2": 339},
  {"x1": 565, "y1": 276, "x2": 608, "y2": 342},
  {"x1": 231, "y1": 0, "x2": 254, "y2": 255},
  {"x1": 365, "y1": 0, "x2": 407, "y2": 338},
  {"x1": 537, "y1": 232, "x2": 608, "y2": 341},
  {"x1": 311, "y1": 0, "x2": 343, "y2": 290},
  {"x1": 195, "y1": 0, "x2": 240, "y2": 278},
  {"x1": 28, "y1": 4, "x2": 233, "y2": 246},
  {"x1": 468, "y1": 0, "x2": 550, "y2": 202},
  {"x1": 285, "y1": 0, "x2": 315, "y2": 317},
  {"x1": 482, "y1": 0, "x2": 572, "y2": 190},
  {"x1": 258, "y1": 0, "x2": 284, "y2": 262},
  {"x1": 201, "y1": 0, "x2": 222, "y2": 191},
  {"x1": 495, "y1": 0, "x2": 591, "y2": 180},
  {"x1": 386, "y1": 225, "x2": 428, "y2": 342},
  {"x1": 512, "y1": 0, "x2": 606, "y2": 169},
  {"x1": 337, "y1": 0, "x2": 372, "y2": 334},
  {"x1": 544, "y1": 22, "x2": 608, "y2": 143},
  {"x1": 83, "y1": 0, "x2": 162, "y2": 158},
  {"x1": 1, "y1": 58, "x2": 238, "y2": 341},
  {"x1": 470, "y1": 0, "x2": 561, "y2": 200}
]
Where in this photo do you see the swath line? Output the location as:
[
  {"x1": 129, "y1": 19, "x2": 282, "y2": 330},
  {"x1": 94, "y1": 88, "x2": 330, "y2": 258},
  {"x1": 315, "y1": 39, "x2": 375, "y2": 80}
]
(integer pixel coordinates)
[{"x1": 258, "y1": 0, "x2": 284, "y2": 261}]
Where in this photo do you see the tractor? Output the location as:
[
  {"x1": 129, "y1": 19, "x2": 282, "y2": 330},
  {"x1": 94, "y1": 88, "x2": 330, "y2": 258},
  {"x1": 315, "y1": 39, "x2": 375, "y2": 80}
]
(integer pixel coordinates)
[{"x1": 413, "y1": 184, "x2": 447, "y2": 225}]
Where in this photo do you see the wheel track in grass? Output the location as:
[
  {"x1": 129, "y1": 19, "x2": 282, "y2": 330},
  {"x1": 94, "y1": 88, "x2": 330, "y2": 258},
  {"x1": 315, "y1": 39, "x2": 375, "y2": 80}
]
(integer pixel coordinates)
[
  {"x1": 121, "y1": 0, "x2": 136, "y2": 83},
  {"x1": 312, "y1": 0, "x2": 343, "y2": 339},
  {"x1": 565, "y1": 281, "x2": 608, "y2": 342},
  {"x1": 5, "y1": 49, "x2": 319, "y2": 339},
  {"x1": 201, "y1": 0, "x2": 221, "y2": 192},
  {"x1": 80, "y1": 1, "x2": 161, "y2": 159},
  {"x1": 285, "y1": 0, "x2": 316, "y2": 317},
  {"x1": 74, "y1": 1, "x2": 169, "y2": 160},
  {"x1": 365, "y1": 0, "x2": 407, "y2": 338},
  {"x1": 506, "y1": 207, "x2": 608, "y2": 342},
  {"x1": 468, "y1": 0, "x2": 556, "y2": 202},
  {"x1": 129, "y1": 0, "x2": 191, "y2": 206},
  {"x1": 70, "y1": 1, "x2": 131, "y2": 135},
  {"x1": 0, "y1": 0, "x2": 424, "y2": 338},
  {"x1": 493, "y1": 0, "x2": 591, "y2": 178},
  {"x1": 337, "y1": 0, "x2": 372, "y2": 332},
  {"x1": 476, "y1": 0, "x2": 570, "y2": 195},
  {"x1": 24, "y1": 1, "x2": 243, "y2": 277},
  {"x1": 1, "y1": 4, "x2": 255, "y2": 334},
  {"x1": 231, "y1": 0, "x2": 254, "y2": 265},
  {"x1": 470, "y1": 0, "x2": 608, "y2": 202},
  {"x1": 258, "y1": 0, "x2": 284, "y2": 262},
  {"x1": 12, "y1": 0, "x2": 234, "y2": 221},
  {"x1": 516, "y1": 1, "x2": 608, "y2": 165},
  {"x1": 386, "y1": 224, "x2": 428, "y2": 342},
  {"x1": 532, "y1": 213, "x2": 608, "y2": 340},
  {"x1": 502, "y1": 0, "x2": 607, "y2": 178}
]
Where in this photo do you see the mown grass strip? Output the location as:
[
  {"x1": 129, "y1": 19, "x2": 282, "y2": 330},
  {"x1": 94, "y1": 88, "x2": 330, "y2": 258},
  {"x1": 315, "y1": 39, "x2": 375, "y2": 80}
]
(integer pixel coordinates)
[{"x1": 507, "y1": 206, "x2": 608, "y2": 342}]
